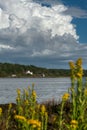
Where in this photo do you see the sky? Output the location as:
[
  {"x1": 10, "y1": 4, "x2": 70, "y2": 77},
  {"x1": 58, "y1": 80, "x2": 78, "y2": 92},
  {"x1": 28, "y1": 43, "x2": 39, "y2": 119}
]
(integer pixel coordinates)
[{"x1": 0, "y1": 0, "x2": 87, "y2": 69}]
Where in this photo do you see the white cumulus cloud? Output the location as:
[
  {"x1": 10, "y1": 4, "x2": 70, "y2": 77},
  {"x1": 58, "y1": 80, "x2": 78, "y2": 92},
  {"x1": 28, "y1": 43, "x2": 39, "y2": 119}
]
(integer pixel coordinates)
[
  {"x1": 0, "y1": 0, "x2": 78, "y2": 39},
  {"x1": 0, "y1": 0, "x2": 86, "y2": 68},
  {"x1": 0, "y1": 8, "x2": 9, "y2": 29}
]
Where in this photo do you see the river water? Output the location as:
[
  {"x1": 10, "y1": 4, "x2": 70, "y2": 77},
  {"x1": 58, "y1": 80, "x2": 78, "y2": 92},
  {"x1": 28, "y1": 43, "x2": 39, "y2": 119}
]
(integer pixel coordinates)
[{"x1": 0, "y1": 78, "x2": 71, "y2": 104}]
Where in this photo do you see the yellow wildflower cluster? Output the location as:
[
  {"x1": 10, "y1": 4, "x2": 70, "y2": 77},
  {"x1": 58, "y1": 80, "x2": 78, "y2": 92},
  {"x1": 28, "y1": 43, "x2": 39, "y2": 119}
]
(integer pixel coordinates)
[
  {"x1": 17, "y1": 89, "x2": 21, "y2": 95},
  {"x1": 70, "y1": 120, "x2": 78, "y2": 129},
  {"x1": 14, "y1": 115, "x2": 27, "y2": 122},
  {"x1": 76, "y1": 58, "x2": 82, "y2": 67},
  {"x1": 15, "y1": 86, "x2": 48, "y2": 130},
  {"x1": 0, "y1": 107, "x2": 2, "y2": 116},
  {"x1": 14, "y1": 115, "x2": 41, "y2": 129},
  {"x1": 27, "y1": 119, "x2": 41, "y2": 128},
  {"x1": 69, "y1": 61, "x2": 75, "y2": 69},
  {"x1": 41, "y1": 105, "x2": 46, "y2": 114},
  {"x1": 62, "y1": 93, "x2": 70, "y2": 101},
  {"x1": 13, "y1": 110, "x2": 16, "y2": 114},
  {"x1": 32, "y1": 90, "x2": 37, "y2": 98},
  {"x1": 76, "y1": 73, "x2": 82, "y2": 78},
  {"x1": 69, "y1": 61, "x2": 76, "y2": 79},
  {"x1": 69, "y1": 58, "x2": 83, "y2": 79}
]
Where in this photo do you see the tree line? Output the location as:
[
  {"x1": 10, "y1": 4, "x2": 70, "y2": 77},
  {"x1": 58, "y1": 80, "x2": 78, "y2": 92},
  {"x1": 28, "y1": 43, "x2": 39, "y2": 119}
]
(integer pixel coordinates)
[{"x1": 0, "y1": 62, "x2": 87, "y2": 77}]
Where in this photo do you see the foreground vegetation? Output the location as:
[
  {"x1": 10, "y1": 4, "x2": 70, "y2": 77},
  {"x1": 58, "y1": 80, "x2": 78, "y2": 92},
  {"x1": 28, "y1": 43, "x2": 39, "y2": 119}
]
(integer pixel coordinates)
[{"x1": 0, "y1": 58, "x2": 87, "y2": 130}]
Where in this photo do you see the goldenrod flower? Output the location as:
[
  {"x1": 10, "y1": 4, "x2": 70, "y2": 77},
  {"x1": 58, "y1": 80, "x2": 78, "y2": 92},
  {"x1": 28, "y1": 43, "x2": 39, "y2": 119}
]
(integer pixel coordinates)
[
  {"x1": 13, "y1": 110, "x2": 16, "y2": 114},
  {"x1": 69, "y1": 58, "x2": 83, "y2": 80},
  {"x1": 70, "y1": 120, "x2": 78, "y2": 129},
  {"x1": 76, "y1": 73, "x2": 82, "y2": 78},
  {"x1": 27, "y1": 119, "x2": 41, "y2": 128},
  {"x1": 32, "y1": 90, "x2": 37, "y2": 98},
  {"x1": 62, "y1": 93, "x2": 70, "y2": 101},
  {"x1": 0, "y1": 107, "x2": 2, "y2": 116},
  {"x1": 14, "y1": 115, "x2": 26, "y2": 122},
  {"x1": 41, "y1": 105, "x2": 46, "y2": 114},
  {"x1": 17, "y1": 89, "x2": 21, "y2": 95},
  {"x1": 69, "y1": 61, "x2": 75, "y2": 69},
  {"x1": 32, "y1": 124, "x2": 37, "y2": 128},
  {"x1": 76, "y1": 58, "x2": 82, "y2": 67}
]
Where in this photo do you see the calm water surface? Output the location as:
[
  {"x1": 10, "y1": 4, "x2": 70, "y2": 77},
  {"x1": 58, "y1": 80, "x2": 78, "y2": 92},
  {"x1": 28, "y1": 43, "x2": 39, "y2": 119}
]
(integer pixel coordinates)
[{"x1": 0, "y1": 78, "x2": 71, "y2": 104}]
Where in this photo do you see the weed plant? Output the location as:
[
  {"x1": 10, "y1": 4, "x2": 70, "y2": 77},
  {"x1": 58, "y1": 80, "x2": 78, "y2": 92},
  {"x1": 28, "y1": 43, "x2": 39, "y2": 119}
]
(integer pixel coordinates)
[
  {"x1": 57, "y1": 58, "x2": 87, "y2": 130},
  {"x1": 0, "y1": 84, "x2": 48, "y2": 130},
  {"x1": 15, "y1": 84, "x2": 48, "y2": 130}
]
